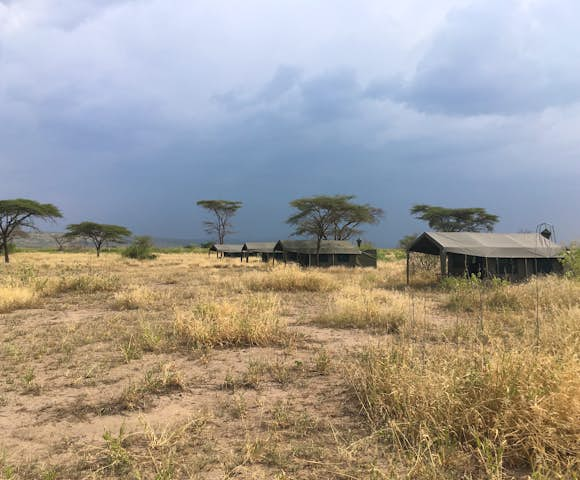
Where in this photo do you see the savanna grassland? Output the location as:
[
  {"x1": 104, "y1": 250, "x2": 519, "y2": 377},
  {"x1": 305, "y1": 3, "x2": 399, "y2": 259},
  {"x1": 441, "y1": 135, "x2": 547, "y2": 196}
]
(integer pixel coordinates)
[{"x1": 0, "y1": 252, "x2": 578, "y2": 479}]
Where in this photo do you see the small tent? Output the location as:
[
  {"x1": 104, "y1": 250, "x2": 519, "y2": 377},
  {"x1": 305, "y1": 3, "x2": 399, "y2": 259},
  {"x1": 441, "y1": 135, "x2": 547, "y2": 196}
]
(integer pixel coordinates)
[
  {"x1": 274, "y1": 240, "x2": 366, "y2": 267},
  {"x1": 242, "y1": 242, "x2": 281, "y2": 263},
  {"x1": 209, "y1": 244, "x2": 244, "y2": 259}
]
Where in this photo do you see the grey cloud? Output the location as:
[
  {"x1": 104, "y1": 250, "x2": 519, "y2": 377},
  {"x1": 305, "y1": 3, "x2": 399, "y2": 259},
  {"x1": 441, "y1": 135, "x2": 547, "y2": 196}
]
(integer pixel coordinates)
[
  {"x1": 2, "y1": 1, "x2": 580, "y2": 245},
  {"x1": 363, "y1": 76, "x2": 404, "y2": 100},
  {"x1": 256, "y1": 65, "x2": 302, "y2": 103},
  {"x1": 215, "y1": 67, "x2": 362, "y2": 123},
  {"x1": 300, "y1": 69, "x2": 361, "y2": 122},
  {"x1": 214, "y1": 65, "x2": 302, "y2": 111},
  {"x1": 6, "y1": 0, "x2": 135, "y2": 31},
  {"x1": 376, "y1": 0, "x2": 580, "y2": 115}
]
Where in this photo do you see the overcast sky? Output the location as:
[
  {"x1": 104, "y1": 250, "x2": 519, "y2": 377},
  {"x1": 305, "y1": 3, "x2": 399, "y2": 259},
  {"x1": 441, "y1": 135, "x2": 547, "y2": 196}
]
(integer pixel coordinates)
[{"x1": 1, "y1": 0, "x2": 579, "y2": 245}]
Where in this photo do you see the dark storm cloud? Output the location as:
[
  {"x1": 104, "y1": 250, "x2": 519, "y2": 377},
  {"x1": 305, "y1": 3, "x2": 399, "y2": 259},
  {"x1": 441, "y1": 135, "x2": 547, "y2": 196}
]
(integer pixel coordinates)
[{"x1": 1, "y1": 0, "x2": 580, "y2": 245}]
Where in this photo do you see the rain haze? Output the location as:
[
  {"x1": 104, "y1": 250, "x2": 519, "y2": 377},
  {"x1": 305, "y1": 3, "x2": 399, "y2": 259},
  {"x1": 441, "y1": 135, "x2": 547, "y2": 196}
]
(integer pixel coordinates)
[{"x1": 1, "y1": 0, "x2": 579, "y2": 245}]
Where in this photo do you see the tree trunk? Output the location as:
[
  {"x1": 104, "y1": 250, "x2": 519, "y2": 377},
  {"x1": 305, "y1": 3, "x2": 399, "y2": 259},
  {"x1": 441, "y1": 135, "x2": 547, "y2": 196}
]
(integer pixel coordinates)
[
  {"x1": 1, "y1": 234, "x2": 9, "y2": 263},
  {"x1": 96, "y1": 245, "x2": 101, "y2": 257}
]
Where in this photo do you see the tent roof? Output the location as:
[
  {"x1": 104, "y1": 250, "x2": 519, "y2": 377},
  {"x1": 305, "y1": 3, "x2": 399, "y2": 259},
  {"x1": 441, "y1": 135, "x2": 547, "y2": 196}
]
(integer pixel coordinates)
[
  {"x1": 242, "y1": 242, "x2": 278, "y2": 253},
  {"x1": 210, "y1": 244, "x2": 244, "y2": 253},
  {"x1": 408, "y1": 232, "x2": 563, "y2": 259},
  {"x1": 275, "y1": 239, "x2": 361, "y2": 255}
]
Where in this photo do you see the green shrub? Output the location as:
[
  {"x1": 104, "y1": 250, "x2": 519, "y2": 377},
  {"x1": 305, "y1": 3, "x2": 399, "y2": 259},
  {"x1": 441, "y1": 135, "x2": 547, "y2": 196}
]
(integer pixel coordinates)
[
  {"x1": 122, "y1": 236, "x2": 156, "y2": 260},
  {"x1": 560, "y1": 245, "x2": 580, "y2": 278}
]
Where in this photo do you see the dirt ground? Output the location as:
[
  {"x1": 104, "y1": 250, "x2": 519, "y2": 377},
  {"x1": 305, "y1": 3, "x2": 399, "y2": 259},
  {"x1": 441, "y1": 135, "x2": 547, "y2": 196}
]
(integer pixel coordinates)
[
  {"x1": 0, "y1": 252, "x2": 413, "y2": 479},
  {"x1": 2, "y1": 252, "x2": 578, "y2": 480}
]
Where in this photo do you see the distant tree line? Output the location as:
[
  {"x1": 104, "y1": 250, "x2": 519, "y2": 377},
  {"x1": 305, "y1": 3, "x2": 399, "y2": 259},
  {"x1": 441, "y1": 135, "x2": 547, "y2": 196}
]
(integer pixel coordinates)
[
  {"x1": 196, "y1": 195, "x2": 383, "y2": 255},
  {"x1": 1, "y1": 195, "x2": 502, "y2": 264}
]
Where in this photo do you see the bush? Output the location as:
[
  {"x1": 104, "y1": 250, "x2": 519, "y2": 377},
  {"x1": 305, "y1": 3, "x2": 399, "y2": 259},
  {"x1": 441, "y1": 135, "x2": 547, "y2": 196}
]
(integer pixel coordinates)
[
  {"x1": 122, "y1": 236, "x2": 156, "y2": 260},
  {"x1": 561, "y1": 245, "x2": 580, "y2": 278}
]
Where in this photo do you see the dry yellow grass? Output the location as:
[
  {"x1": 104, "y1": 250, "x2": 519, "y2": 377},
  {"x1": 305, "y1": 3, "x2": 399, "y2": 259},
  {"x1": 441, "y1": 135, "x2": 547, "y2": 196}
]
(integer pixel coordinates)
[
  {"x1": 315, "y1": 285, "x2": 409, "y2": 332},
  {"x1": 111, "y1": 285, "x2": 166, "y2": 310},
  {"x1": 0, "y1": 286, "x2": 37, "y2": 313},
  {"x1": 345, "y1": 340, "x2": 580, "y2": 478},
  {"x1": 0, "y1": 251, "x2": 578, "y2": 479},
  {"x1": 173, "y1": 293, "x2": 292, "y2": 348},
  {"x1": 444, "y1": 275, "x2": 580, "y2": 313},
  {"x1": 244, "y1": 265, "x2": 336, "y2": 292}
]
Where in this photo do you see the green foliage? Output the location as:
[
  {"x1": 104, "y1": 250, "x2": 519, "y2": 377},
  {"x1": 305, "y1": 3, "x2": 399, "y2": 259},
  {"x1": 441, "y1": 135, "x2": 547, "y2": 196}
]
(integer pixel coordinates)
[
  {"x1": 286, "y1": 195, "x2": 383, "y2": 250},
  {"x1": 560, "y1": 245, "x2": 580, "y2": 278},
  {"x1": 375, "y1": 248, "x2": 406, "y2": 262},
  {"x1": 122, "y1": 236, "x2": 157, "y2": 260},
  {"x1": 196, "y1": 199, "x2": 243, "y2": 244},
  {"x1": 398, "y1": 233, "x2": 418, "y2": 250},
  {"x1": 0, "y1": 198, "x2": 63, "y2": 263},
  {"x1": 411, "y1": 204, "x2": 499, "y2": 232},
  {"x1": 65, "y1": 221, "x2": 131, "y2": 257},
  {"x1": 102, "y1": 427, "x2": 132, "y2": 474}
]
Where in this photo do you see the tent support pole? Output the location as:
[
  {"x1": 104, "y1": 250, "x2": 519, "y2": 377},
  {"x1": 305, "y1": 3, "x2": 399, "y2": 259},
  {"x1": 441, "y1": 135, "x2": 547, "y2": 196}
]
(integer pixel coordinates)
[
  {"x1": 485, "y1": 257, "x2": 489, "y2": 278},
  {"x1": 440, "y1": 250, "x2": 447, "y2": 279}
]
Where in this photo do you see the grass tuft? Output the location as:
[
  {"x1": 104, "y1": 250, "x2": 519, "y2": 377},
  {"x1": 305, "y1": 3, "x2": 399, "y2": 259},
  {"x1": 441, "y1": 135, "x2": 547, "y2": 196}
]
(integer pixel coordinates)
[
  {"x1": 444, "y1": 275, "x2": 580, "y2": 313},
  {"x1": 245, "y1": 266, "x2": 336, "y2": 292},
  {"x1": 39, "y1": 273, "x2": 120, "y2": 295},
  {"x1": 315, "y1": 286, "x2": 408, "y2": 332},
  {"x1": 345, "y1": 340, "x2": 580, "y2": 477},
  {"x1": 111, "y1": 285, "x2": 162, "y2": 310},
  {"x1": 0, "y1": 286, "x2": 36, "y2": 312},
  {"x1": 174, "y1": 293, "x2": 292, "y2": 348}
]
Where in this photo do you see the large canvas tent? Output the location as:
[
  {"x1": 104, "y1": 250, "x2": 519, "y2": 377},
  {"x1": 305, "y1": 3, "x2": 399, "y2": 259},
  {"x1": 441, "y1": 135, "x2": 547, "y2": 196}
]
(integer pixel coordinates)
[
  {"x1": 241, "y1": 242, "x2": 281, "y2": 263},
  {"x1": 274, "y1": 240, "x2": 371, "y2": 267},
  {"x1": 209, "y1": 244, "x2": 244, "y2": 259},
  {"x1": 407, "y1": 232, "x2": 563, "y2": 282}
]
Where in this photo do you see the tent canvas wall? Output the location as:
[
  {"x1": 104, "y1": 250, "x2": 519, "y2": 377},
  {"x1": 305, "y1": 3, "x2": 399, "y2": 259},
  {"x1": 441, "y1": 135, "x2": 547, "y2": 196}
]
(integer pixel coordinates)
[
  {"x1": 274, "y1": 240, "x2": 364, "y2": 267},
  {"x1": 241, "y1": 242, "x2": 281, "y2": 263},
  {"x1": 209, "y1": 244, "x2": 244, "y2": 259},
  {"x1": 407, "y1": 232, "x2": 563, "y2": 282}
]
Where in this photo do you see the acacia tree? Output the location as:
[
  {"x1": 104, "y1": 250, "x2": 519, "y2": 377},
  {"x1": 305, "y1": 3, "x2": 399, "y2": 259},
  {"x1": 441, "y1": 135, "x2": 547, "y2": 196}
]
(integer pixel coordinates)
[
  {"x1": 0, "y1": 199, "x2": 63, "y2": 263},
  {"x1": 65, "y1": 222, "x2": 131, "y2": 257},
  {"x1": 50, "y1": 233, "x2": 70, "y2": 251},
  {"x1": 410, "y1": 205, "x2": 499, "y2": 232},
  {"x1": 196, "y1": 200, "x2": 243, "y2": 244},
  {"x1": 286, "y1": 195, "x2": 383, "y2": 263},
  {"x1": 399, "y1": 233, "x2": 419, "y2": 250},
  {"x1": 329, "y1": 196, "x2": 383, "y2": 240}
]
